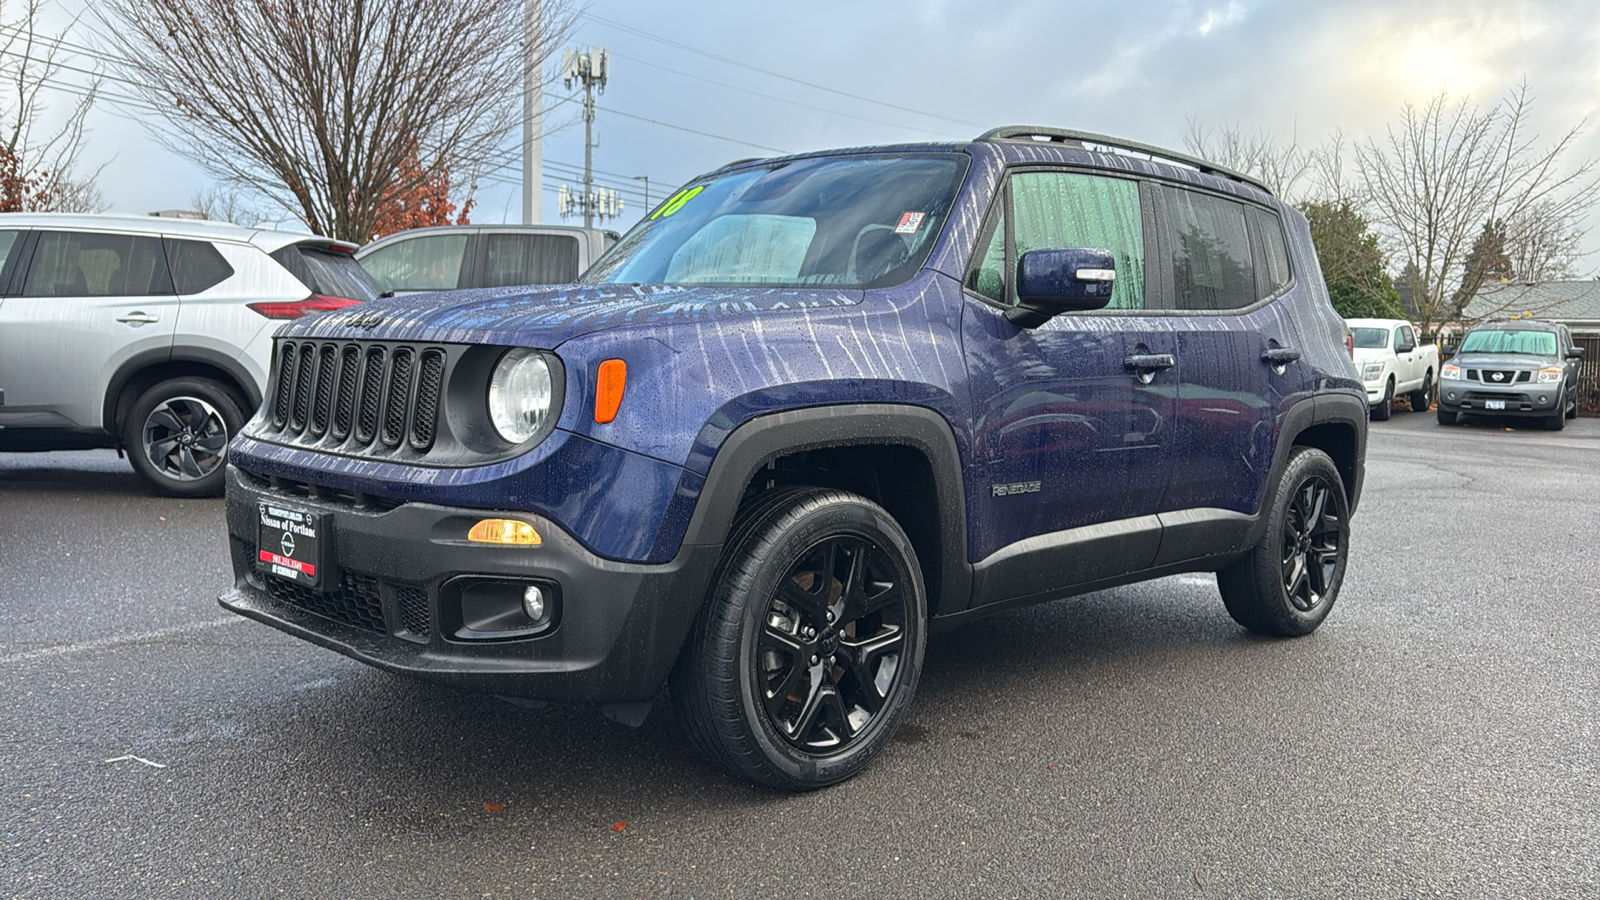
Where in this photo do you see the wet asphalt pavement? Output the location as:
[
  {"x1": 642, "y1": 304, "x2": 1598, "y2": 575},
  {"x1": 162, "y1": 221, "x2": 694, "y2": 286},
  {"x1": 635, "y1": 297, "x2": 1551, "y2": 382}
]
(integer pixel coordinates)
[{"x1": 3, "y1": 411, "x2": 1598, "y2": 898}]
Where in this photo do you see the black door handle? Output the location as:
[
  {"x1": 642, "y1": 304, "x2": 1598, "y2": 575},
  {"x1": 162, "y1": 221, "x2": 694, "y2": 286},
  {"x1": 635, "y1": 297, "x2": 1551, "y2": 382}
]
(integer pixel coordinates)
[
  {"x1": 1123, "y1": 354, "x2": 1176, "y2": 371},
  {"x1": 1261, "y1": 347, "x2": 1301, "y2": 365}
]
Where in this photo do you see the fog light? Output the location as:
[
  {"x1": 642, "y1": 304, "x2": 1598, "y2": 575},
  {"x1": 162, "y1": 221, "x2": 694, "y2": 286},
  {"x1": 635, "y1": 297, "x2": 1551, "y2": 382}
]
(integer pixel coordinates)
[
  {"x1": 468, "y1": 519, "x2": 542, "y2": 545},
  {"x1": 523, "y1": 585, "x2": 547, "y2": 621},
  {"x1": 1446, "y1": 391, "x2": 1456, "y2": 400},
  {"x1": 1537, "y1": 396, "x2": 1547, "y2": 404}
]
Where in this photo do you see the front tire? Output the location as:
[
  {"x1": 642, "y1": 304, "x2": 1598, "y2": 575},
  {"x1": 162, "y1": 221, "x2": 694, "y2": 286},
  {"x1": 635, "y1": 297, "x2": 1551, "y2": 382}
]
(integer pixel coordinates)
[
  {"x1": 1218, "y1": 447, "x2": 1349, "y2": 637},
  {"x1": 1436, "y1": 408, "x2": 1458, "y2": 426},
  {"x1": 1372, "y1": 379, "x2": 1394, "y2": 421},
  {"x1": 1408, "y1": 372, "x2": 1433, "y2": 412},
  {"x1": 671, "y1": 488, "x2": 926, "y2": 791},
  {"x1": 122, "y1": 377, "x2": 244, "y2": 498}
]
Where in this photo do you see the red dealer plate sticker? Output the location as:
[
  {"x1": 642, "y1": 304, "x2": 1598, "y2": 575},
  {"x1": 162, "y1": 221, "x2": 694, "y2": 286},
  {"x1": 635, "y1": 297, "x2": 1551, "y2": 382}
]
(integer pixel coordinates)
[{"x1": 258, "y1": 502, "x2": 325, "y2": 589}]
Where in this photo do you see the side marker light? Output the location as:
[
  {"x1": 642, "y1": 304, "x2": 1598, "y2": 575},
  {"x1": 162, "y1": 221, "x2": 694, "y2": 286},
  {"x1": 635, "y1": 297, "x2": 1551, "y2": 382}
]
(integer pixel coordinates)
[
  {"x1": 595, "y1": 358, "x2": 627, "y2": 424},
  {"x1": 468, "y1": 519, "x2": 542, "y2": 546}
]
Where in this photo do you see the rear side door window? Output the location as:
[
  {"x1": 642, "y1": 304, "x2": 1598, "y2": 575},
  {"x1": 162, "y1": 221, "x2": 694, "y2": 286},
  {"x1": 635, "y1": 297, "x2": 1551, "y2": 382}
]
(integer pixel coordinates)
[
  {"x1": 23, "y1": 231, "x2": 172, "y2": 297},
  {"x1": 482, "y1": 233, "x2": 582, "y2": 287},
  {"x1": 1160, "y1": 186, "x2": 1255, "y2": 311},
  {"x1": 358, "y1": 233, "x2": 469, "y2": 292}
]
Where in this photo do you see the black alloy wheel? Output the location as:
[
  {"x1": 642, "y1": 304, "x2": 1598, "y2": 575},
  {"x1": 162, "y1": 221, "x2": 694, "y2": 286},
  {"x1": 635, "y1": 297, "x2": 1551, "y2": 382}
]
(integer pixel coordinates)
[
  {"x1": 1218, "y1": 447, "x2": 1349, "y2": 636},
  {"x1": 1278, "y1": 475, "x2": 1343, "y2": 612},
  {"x1": 756, "y1": 534, "x2": 910, "y2": 752},
  {"x1": 672, "y1": 488, "x2": 926, "y2": 790}
]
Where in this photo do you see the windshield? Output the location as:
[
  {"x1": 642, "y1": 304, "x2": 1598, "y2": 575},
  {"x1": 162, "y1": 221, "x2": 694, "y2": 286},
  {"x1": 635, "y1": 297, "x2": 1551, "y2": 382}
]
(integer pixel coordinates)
[
  {"x1": 1458, "y1": 329, "x2": 1558, "y2": 356},
  {"x1": 582, "y1": 153, "x2": 969, "y2": 289},
  {"x1": 1351, "y1": 327, "x2": 1388, "y2": 349}
]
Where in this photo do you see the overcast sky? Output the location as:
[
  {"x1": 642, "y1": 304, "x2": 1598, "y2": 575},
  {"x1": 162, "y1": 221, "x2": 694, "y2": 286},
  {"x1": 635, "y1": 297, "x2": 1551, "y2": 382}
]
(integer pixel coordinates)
[{"x1": 31, "y1": 0, "x2": 1600, "y2": 267}]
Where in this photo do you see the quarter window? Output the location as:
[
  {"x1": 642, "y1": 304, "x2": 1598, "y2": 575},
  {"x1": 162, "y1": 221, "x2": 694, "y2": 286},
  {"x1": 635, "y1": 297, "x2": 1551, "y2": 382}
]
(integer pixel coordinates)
[
  {"x1": 969, "y1": 206, "x2": 1006, "y2": 303},
  {"x1": 1007, "y1": 172, "x2": 1146, "y2": 310},
  {"x1": 1163, "y1": 187, "x2": 1255, "y2": 310},
  {"x1": 22, "y1": 231, "x2": 172, "y2": 297},
  {"x1": 1250, "y1": 207, "x2": 1291, "y2": 296},
  {"x1": 165, "y1": 239, "x2": 234, "y2": 294}
]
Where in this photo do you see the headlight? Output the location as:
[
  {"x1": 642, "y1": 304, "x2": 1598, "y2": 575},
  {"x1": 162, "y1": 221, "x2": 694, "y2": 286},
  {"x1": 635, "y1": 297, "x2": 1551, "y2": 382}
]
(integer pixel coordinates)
[
  {"x1": 1361, "y1": 362, "x2": 1384, "y2": 380},
  {"x1": 1536, "y1": 367, "x2": 1563, "y2": 383},
  {"x1": 1441, "y1": 364, "x2": 1462, "y2": 380},
  {"x1": 488, "y1": 349, "x2": 555, "y2": 444}
]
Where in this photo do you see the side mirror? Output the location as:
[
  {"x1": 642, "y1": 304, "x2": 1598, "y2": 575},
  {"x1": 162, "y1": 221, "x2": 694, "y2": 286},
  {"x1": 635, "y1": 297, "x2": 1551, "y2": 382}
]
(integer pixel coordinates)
[
  {"x1": 1395, "y1": 341, "x2": 1415, "y2": 353},
  {"x1": 1006, "y1": 248, "x2": 1115, "y2": 328},
  {"x1": 1567, "y1": 347, "x2": 1586, "y2": 360}
]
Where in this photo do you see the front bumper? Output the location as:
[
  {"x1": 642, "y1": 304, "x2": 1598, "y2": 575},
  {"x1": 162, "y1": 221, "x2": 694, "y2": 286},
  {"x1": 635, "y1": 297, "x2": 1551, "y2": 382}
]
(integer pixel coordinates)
[
  {"x1": 220, "y1": 466, "x2": 720, "y2": 703},
  {"x1": 1436, "y1": 381, "x2": 1563, "y2": 417}
]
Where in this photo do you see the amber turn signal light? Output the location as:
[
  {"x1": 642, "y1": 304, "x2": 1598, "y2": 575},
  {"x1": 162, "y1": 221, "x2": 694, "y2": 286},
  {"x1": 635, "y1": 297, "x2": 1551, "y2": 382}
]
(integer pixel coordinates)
[
  {"x1": 467, "y1": 519, "x2": 542, "y2": 546},
  {"x1": 595, "y1": 359, "x2": 627, "y2": 424}
]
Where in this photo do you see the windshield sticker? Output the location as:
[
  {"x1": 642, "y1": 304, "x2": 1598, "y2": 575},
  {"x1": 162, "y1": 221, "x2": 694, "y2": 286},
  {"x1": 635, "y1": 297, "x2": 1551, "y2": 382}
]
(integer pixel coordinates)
[
  {"x1": 651, "y1": 185, "x2": 706, "y2": 220},
  {"x1": 894, "y1": 211, "x2": 926, "y2": 234}
]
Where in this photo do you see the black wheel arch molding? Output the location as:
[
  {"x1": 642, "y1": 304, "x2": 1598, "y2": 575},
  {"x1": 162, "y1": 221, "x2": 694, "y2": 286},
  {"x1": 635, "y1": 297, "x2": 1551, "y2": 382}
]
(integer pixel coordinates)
[
  {"x1": 679, "y1": 402, "x2": 973, "y2": 619},
  {"x1": 103, "y1": 346, "x2": 263, "y2": 435}
]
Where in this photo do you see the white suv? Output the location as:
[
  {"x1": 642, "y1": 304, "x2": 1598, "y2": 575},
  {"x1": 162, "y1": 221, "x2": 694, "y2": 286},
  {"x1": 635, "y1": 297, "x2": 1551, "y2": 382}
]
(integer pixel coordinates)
[{"x1": 0, "y1": 213, "x2": 378, "y2": 496}]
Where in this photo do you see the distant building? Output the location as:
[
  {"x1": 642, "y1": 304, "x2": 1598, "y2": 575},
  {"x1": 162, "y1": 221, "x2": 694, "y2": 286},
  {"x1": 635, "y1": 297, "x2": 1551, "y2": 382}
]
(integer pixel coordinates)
[{"x1": 1460, "y1": 280, "x2": 1600, "y2": 334}]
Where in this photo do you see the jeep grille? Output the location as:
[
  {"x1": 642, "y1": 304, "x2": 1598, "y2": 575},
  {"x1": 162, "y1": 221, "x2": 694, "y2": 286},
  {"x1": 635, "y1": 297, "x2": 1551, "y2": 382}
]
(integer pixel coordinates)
[{"x1": 266, "y1": 339, "x2": 447, "y2": 456}]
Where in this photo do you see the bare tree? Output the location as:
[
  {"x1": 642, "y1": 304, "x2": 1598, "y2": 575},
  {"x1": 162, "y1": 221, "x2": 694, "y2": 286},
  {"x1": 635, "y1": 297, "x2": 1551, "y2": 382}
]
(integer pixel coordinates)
[
  {"x1": 190, "y1": 186, "x2": 262, "y2": 227},
  {"x1": 0, "y1": 0, "x2": 101, "y2": 212},
  {"x1": 1355, "y1": 83, "x2": 1600, "y2": 338},
  {"x1": 101, "y1": 0, "x2": 573, "y2": 242}
]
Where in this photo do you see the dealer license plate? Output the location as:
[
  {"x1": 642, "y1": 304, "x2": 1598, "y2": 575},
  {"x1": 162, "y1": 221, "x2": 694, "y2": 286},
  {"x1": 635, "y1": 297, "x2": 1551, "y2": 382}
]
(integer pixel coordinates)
[
  {"x1": 257, "y1": 502, "x2": 325, "y2": 588},
  {"x1": 1485, "y1": 399, "x2": 1506, "y2": 410}
]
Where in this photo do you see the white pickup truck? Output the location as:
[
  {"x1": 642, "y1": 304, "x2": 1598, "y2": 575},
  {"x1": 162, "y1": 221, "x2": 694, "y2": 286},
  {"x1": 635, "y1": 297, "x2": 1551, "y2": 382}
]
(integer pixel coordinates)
[{"x1": 1346, "y1": 318, "x2": 1441, "y2": 420}]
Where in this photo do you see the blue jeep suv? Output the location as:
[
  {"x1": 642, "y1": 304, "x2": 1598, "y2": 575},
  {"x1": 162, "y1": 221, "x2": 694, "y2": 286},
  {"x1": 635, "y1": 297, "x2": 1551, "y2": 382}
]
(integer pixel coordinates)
[{"x1": 222, "y1": 127, "x2": 1367, "y2": 790}]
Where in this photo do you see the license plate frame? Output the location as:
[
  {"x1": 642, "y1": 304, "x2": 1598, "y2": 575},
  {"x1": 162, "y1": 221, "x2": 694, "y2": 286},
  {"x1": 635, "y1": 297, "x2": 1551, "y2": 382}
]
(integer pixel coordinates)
[
  {"x1": 257, "y1": 502, "x2": 327, "y2": 589},
  {"x1": 1485, "y1": 399, "x2": 1506, "y2": 410}
]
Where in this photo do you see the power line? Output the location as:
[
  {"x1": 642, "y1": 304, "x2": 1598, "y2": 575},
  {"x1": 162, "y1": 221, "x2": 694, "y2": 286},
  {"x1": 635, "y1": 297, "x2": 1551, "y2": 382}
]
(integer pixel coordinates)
[{"x1": 579, "y1": 11, "x2": 984, "y2": 130}]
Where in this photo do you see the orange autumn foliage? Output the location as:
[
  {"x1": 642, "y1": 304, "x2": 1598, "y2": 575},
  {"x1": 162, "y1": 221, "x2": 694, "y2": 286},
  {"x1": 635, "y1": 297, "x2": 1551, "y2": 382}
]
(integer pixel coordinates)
[{"x1": 369, "y1": 144, "x2": 474, "y2": 240}]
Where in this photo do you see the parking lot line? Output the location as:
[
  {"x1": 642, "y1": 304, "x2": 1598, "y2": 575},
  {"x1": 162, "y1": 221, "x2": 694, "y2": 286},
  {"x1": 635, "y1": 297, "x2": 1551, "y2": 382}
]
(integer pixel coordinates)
[{"x1": 0, "y1": 616, "x2": 244, "y2": 664}]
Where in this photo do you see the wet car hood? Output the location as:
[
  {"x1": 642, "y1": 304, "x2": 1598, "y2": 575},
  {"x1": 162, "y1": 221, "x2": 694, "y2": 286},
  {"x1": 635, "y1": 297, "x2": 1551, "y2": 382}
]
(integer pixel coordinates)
[
  {"x1": 1451, "y1": 352, "x2": 1559, "y2": 370},
  {"x1": 276, "y1": 283, "x2": 865, "y2": 347}
]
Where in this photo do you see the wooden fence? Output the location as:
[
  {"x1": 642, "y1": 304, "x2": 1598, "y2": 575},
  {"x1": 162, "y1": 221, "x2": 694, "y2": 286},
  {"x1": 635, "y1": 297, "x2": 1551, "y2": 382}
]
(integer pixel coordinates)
[{"x1": 1578, "y1": 334, "x2": 1600, "y2": 415}]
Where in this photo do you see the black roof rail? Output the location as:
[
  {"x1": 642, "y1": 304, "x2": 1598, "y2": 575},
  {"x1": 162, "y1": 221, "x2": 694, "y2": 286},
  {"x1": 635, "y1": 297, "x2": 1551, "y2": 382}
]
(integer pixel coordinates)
[{"x1": 976, "y1": 126, "x2": 1272, "y2": 195}]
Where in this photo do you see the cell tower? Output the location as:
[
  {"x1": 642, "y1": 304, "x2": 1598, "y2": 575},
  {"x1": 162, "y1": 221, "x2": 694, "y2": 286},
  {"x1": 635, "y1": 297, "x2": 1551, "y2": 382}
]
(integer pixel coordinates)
[{"x1": 559, "y1": 46, "x2": 620, "y2": 227}]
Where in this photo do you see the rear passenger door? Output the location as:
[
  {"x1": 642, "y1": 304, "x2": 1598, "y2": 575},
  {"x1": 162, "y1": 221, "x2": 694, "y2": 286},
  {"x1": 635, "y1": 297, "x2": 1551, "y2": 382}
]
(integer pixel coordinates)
[
  {"x1": 0, "y1": 230, "x2": 176, "y2": 429},
  {"x1": 1146, "y1": 186, "x2": 1292, "y2": 553}
]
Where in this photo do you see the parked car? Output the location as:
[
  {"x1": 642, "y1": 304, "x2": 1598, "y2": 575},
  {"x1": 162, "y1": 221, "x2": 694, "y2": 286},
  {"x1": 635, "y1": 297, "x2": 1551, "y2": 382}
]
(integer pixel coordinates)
[
  {"x1": 0, "y1": 213, "x2": 378, "y2": 496},
  {"x1": 220, "y1": 128, "x2": 1367, "y2": 790},
  {"x1": 356, "y1": 224, "x2": 618, "y2": 295},
  {"x1": 1437, "y1": 320, "x2": 1584, "y2": 429},
  {"x1": 1346, "y1": 317, "x2": 1439, "y2": 420}
]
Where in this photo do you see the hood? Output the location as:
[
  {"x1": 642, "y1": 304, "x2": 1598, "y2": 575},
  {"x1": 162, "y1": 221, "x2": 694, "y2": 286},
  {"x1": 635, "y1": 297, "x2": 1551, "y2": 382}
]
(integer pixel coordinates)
[
  {"x1": 1450, "y1": 351, "x2": 1558, "y2": 369},
  {"x1": 276, "y1": 283, "x2": 865, "y2": 347},
  {"x1": 1351, "y1": 346, "x2": 1392, "y2": 364}
]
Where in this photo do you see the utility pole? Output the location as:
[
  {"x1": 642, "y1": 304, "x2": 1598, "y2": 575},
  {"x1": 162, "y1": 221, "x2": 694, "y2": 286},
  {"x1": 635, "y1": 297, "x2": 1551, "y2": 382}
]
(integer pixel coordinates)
[
  {"x1": 562, "y1": 46, "x2": 609, "y2": 228},
  {"x1": 521, "y1": 0, "x2": 542, "y2": 224}
]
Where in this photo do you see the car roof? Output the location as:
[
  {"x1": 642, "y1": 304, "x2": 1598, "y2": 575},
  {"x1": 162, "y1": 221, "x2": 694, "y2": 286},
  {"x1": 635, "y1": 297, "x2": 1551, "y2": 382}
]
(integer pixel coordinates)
[
  {"x1": 1471, "y1": 320, "x2": 1561, "y2": 332},
  {"x1": 357, "y1": 223, "x2": 617, "y2": 255},
  {"x1": 0, "y1": 212, "x2": 349, "y2": 253},
  {"x1": 1345, "y1": 318, "x2": 1408, "y2": 328}
]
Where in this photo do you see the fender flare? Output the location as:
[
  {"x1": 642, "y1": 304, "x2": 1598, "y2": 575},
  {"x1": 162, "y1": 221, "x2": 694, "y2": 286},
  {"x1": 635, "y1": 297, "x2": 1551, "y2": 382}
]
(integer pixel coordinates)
[
  {"x1": 1242, "y1": 391, "x2": 1368, "y2": 549},
  {"x1": 102, "y1": 347, "x2": 263, "y2": 433},
  {"x1": 678, "y1": 403, "x2": 973, "y2": 617}
]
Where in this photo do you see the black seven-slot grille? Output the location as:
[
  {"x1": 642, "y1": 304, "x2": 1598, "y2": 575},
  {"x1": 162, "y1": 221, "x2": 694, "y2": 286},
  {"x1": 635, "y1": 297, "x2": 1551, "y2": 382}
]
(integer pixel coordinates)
[{"x1": 269, "y1": 340, "x2": 448, "y2": 456}]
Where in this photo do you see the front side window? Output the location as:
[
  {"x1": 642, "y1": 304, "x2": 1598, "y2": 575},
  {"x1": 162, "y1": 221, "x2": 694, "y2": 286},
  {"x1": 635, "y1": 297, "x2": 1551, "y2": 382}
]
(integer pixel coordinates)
[
  {"x1": 1163, "y1": 186, "x2": 1255, "y2": 311},
  {"x1": 1010, "y1": 172, "x2": 1145, "y2": 310},
  {"x1": 1459, "y1": 329, "x2": 1558, "y2": 356},
  {"x1": 583, "y1": 153, "x2": 969, "y2": 289},
  {"x1": 484, "y1": 233, "x2": 581, "y2": 287},
  {"x1": 1397, "y1": 325, "x2": 1416, "y2": 347},
  {"x1": 23, "y1": 231, "x2": 171, "y2": 297},
  {"x1": 1351, "y1": 327, "x2": 1388, "y2": 349},
  {"x1": 359, "y1": 234, "x2": 468, "y2": 292}
]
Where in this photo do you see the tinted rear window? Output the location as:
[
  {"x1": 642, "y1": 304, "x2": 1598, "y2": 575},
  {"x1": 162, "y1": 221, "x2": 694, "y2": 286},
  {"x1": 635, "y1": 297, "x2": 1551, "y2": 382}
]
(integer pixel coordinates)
[
  {"x1": 272, "y1": 244, "x2": 380, "y2": 302},
  {"x1": 24, "y1": 231, "x2": 172, "y2": 297},
  {"x1": 483, "y1": 233, "x2": 581, "y2": 286}
]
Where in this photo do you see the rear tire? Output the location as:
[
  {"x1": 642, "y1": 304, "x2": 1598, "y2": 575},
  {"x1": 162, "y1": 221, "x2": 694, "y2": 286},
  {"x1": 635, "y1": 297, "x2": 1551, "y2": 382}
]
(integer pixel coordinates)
[
  {"x1": 1218, "y1": 447, "x2": 1349, "y2": 637},
  {"x1": 1408, "y1": 372, "x2": 1433, "y2": 412},
  {"x1": 122, "y1": 377, "x2": 244, "y2": 498},
  {"x1": 671, "y1": 488, "x2": 926, "y2": 790},
  {"x1": 1372, "y1": 379, "x2": 1393, "y2": 421}
]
